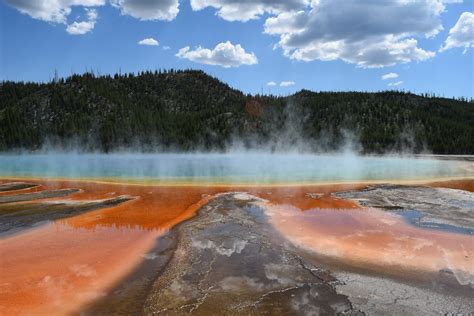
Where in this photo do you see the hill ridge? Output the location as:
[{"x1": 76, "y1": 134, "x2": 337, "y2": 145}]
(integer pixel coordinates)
[{"x1": 1, "y1": 69, "x2": 473, "y2": 154}]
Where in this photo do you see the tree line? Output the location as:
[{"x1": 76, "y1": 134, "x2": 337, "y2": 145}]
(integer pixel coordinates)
[{"x1": 1, "y1": 69, "x2": 473, "y2": 154}]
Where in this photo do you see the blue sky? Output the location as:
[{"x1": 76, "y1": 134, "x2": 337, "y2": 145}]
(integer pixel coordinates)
[{"x1": 1, "y1": 0, "x2": 473, "y2": 98}]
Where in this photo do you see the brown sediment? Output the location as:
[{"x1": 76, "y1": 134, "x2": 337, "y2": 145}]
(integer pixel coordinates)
[
  {"x1": 426, "y1": 179, "x2": 474, "y2": 192},
  {"x1": 246, "y1": 183, "x2": 364, "y2": 210}
]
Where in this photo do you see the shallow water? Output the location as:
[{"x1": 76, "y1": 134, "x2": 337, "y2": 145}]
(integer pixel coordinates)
[
  {"x1": 0, "y1": 153, "x2": 471, "y2": 183},
  {"x1": 0, "y1": 154, "x2": 473, "y2": 314},
  {"x1": 0, "y1": 180, "x2": 217, "y2": 314},
  {"x1": 397, "y1": 209, "x2": 474, "y2": 235},
  {"x1": 264, "y1": 204, "x2": 474, "y2": 286}
]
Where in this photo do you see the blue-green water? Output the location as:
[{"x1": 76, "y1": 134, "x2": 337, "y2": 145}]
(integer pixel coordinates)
[{"x1": 0, "y1": 153, "x2": 471, "y2": 184}]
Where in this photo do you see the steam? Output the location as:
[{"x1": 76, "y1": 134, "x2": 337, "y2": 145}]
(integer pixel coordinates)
[
  {"x1": 0, "y1": 152, "x2": 468, "y2": 185},
  {"x1": 2, "y1": 95, "x2": 432, "y2": 156},
  {"x1": 1, "y1": 93, "x2": 464, "y2": 184},
  {"x1": 226, "y1": 99, "x2": 363, "y2": 154}
]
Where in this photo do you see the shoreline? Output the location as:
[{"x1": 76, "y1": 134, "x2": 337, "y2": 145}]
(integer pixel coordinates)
[{"x1": 1, "y1": 174, "x2": 473, "y2": 188}]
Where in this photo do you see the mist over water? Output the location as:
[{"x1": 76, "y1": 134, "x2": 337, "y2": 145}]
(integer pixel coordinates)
[{"x1": 0, "y1": 152, "x2": 470, "y2": 184}]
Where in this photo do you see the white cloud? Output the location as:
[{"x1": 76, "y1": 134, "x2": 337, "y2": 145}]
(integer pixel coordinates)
[
  {"x1": 163, "y1": 46, "x2": 171, "y2": 50},
  {"x1": 5, "y1": 0, "x2": 179, "y2": 34},
  {"x1": 441, "y1": 0, "x2": 463, "y2": 3},
  {"x1": 5, "y1": 0, "x2": 105, "y2": 23},
  {"x1": 110, "y1": 0, "x2": 179, "y2": 21},
  {"x1": 388, "y1": 81, "x2": 404, "y2": 87},
  {"x1": 66, "y1": 21, "x2": 95, "y2": 34},
  {"x1": 66, "y1": 8, "x2": 97, "y2": 35},
  {"x1": 440, "y1": 12, "x2": 474, "y2": 53},
  {"x1": 382, "y1": 72, "x2": 399, "y2": 80},
  {"x1": 267, "y1": 80, "x2": 296, "y2": 86},
  {"x1": 190, "y1": 0, "x2": 309, "y2": 22},
  {"x1": 176, "y1": 41, "x2": 258, "y2": 68},
  {"x1": 280, "y1": 81, "x2": 295, "y2": 87},
  {"x1": 264, "y1": 0, "x2": 443, "y2": 68},
  {"x1": 138, "y1": 38, "x2": 159, "y2": 46}
]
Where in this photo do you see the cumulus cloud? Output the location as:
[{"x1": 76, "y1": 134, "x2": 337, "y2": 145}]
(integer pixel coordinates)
[
  {"x1": 382, "y1": 72, "x2": 399, "y2": 80},
  {"x1": 264, "y1": 0, "x2": 443, "y2": 68},
  {"x1": 6, "y1": 0, "x2": 180, "y2": 22},
  {"x1": 176, "y1": 41, "x2": 258, "y2": 68},
  {"x1": 5, "y1": 0, "x2": 179, "y2": 34},
  {"x1": 110, "y1": 0, "x2": 179, "y2": 21},
  {"x1": 280, "y1": 81, "x2": 295, "y2": 87},
  {"x1": 267, "y1": 81, "x2": 277, "y2": 86},
  {"x1": 190, "y1": 0, "x2": 309, "y2": 22},
  {"x1": 388, "y1": 81, "x2": 404, "y2": 87},
  {"x1": 440, "y1": 12, "x2": 474, "y2": 53},
  {"x1": 66, "y1": 8, "x2": 97, "y2": 35},
  {"x1": 138, "y1": 38, "x2": 159, "y2": 46},
  {"x1": 4, "y1": 0, "x2": 105, "y2": 23}
]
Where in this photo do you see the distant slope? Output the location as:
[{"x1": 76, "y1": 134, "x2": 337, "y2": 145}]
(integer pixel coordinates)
[{"x1": 1, "y1": 70, "x2": 473, "y2": 154}]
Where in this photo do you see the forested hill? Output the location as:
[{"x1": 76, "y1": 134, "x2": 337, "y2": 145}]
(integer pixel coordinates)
[{"x1": 1, "y1": 69, "x2": 473, "y2": 154}]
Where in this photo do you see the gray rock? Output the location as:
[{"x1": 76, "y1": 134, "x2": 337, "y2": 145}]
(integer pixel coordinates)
[
  {"x1": 334, "y1": 184, "x2": 474, "y2": 232},
  {"x1": 143, "y1": 193, "x2": 360, "y2": 315}
]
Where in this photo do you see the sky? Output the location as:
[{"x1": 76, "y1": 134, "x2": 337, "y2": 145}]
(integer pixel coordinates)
[{"x1": 1, "y1": 0, "x2": 473, "y2": 98}]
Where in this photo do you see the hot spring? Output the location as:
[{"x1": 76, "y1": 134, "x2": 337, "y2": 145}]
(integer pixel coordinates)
[
  {"x1": 0, "y1": 153, "x2": 471, "y2": 183},
  {"x1": 1, "y1": 153, "x2": 473, "y2": 315}
]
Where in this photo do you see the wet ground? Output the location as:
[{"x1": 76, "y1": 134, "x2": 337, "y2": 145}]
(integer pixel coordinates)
[
  {"x1": 333, "y1": 184, "x2": 474, "y2": 231},
  {"x1": 0, "y1": 187, "x2": 133, "y2": 237},
  {"x1": 0, "y1": 178, "x2": 473, "y2": 315},
  {"x1": 88, "y1": 193, "x2": 360, "y2": 315}
]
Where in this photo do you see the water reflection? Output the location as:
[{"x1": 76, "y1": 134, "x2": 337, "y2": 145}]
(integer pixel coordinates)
[
  {"x1": 265, "y1": 204, "x2": 474, "y2": 286},
  {"x1": 0, "y1": 221, "x2": 164, "y2": 315},
  {"x1": 0, "y1": 180, "x2": 216, "y2": 315}
]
